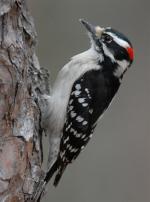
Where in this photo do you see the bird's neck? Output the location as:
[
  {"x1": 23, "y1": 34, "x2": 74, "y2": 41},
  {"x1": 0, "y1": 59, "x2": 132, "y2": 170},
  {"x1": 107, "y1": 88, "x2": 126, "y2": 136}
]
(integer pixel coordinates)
[
  {"x1": 99, "y1": 52, "x2": 129, "y2": 79},
  {"x1": 72, "y1": 48, "x2": 128, "y2": 79},
  {"x1": 72, "y1": 48, "x2": 103, "y2": 64}
]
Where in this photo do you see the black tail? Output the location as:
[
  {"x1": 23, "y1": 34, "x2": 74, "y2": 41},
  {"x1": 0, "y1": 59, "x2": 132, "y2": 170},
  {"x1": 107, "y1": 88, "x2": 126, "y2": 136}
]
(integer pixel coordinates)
[
  {"x1": 53, "y1": 163, "x2": 67, "y2": 186},
  {"x1": 44, "y1": 159, "x2": 59, "y2": 183},
  {"x1": 35, "y1": 159, "x2": 61, "y2": 202},
  {"x1": 34, "y1": 160, "x2": 59, "y2": 202},
  {"x1": 45, "y1": 158, "x2": 67, "y2": 187}
]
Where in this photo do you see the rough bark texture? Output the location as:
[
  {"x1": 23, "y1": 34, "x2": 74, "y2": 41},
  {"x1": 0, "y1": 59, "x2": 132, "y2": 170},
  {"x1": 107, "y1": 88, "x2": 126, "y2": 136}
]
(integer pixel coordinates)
[{"x1": 0, "y1": 0, "x2": 49, "y2": 201}]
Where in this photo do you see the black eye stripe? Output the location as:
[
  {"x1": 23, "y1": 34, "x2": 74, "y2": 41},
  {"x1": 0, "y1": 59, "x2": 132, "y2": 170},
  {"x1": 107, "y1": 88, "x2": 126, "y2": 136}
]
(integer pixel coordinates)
[
  {"x1": 102, "y1": 34, "x2": 113, "y2": 43},
  {"x1": 106, "y1": 40, "x2": 129, "y2": 61}
]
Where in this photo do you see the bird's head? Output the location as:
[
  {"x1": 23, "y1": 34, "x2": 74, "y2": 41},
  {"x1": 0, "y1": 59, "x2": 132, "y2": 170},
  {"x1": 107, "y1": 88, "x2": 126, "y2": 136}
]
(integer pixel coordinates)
[{"x1": 80, "y1": 19, "x2": 134, "y2": 76}]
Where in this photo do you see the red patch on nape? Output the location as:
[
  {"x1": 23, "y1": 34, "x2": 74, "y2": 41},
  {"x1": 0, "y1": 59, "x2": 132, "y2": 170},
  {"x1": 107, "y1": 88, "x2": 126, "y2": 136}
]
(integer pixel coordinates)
[{"x1": 127, "y1": 47, "x2": 134, "y2": 61}]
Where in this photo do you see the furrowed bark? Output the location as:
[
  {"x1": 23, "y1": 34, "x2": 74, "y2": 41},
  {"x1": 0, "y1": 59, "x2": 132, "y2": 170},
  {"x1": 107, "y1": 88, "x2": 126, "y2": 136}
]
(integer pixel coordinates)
[{"x1": 0, "y1": 0, "x2": 50, "y2": 201}]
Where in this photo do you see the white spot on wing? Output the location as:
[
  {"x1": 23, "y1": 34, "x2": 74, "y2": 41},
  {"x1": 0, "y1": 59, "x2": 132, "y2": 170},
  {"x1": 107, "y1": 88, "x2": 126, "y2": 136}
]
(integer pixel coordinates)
[
  {"x1": 70, "y1": 128, "x2": 77, "y2": 134},
  {"x1": 70, "y1": 148, "x2": 78, "y2": 153},
  {"x1": 69, "y1": 99, "x2": 73, "y2": 105},
  {"x1": 75, "y1": 84, "x2": 81, "y2": 90},
  {"x1": 81, "y1": 134, "x2": 86, "y2": 139},
  {"x1": 78, "y1": 98, "x2": 85, "y2": 103},
  {"x1": 74, "y1": 90, "x2": 81, "y2": 96},
  {"x1": 68, "y1": 145, "x2": 72, "y2": 151},
  {"x1": 70, "y1": 111, "x2": 76, "y2": 118},
  {"x1": 67, "y1": 144, "x2": 71, "y2": 149},
  {"x1": 82, "y1": 121, "x2": 88, "y2": 125},
  {"x1": 73, "y1": 129, "x2": 77, "y2": 136},
  {"x1": 89, "y1": 134, "x2": 93, "y2": 138},
  {"x1": 85, "y1": 88, "x2": 89, "y2": 93},
  {"x1": 82, "y1": 103, "x2": 88, "y2": 107},
  {"x1": 75, "y1": 133, "x2": 82, "y2": 138},
  {"x1": 63, "y1": 136, "x2": 69, "y2": 144},
  {"x1": 60, "y1": 150, "x2": 66, "y2": 158},
  {"x1": 89, "y1": 109, "x2": 93, "y2": 114},
  {"x1": 69, "y1": 105, "x2": 73, "y2": 111},
  {"x1": 76, "y1": 116, "x2": 84, "y2": 122},
  {"x1": 66, "y1": 123, "x2": 72, "y2": 131},
  {"x1": 84, "y1": 137, "x2": 89, "y2": 141},
  {"x1": 85, "y1": 88, "x2": 91, "y2": 99}
]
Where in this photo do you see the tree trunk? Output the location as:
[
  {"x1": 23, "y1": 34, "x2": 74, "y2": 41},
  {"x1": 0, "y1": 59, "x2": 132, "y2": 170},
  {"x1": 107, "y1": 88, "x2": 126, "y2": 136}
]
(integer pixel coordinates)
[{"x1": 0, "y1": 0, "x2": 49, "y2": 201}]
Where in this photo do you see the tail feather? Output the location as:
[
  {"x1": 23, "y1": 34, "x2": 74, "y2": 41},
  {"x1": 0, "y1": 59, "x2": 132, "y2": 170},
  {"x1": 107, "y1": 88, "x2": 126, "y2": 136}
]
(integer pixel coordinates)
[
  {"x1": 53, "y1": 163, "x2": 67, "y2": 187},
  {"x1": 45, "y1": 159, "x2": 59, "y2": 183},
  {"x1": 34, "y1": 160, "x2": 58, "y2": 202},
  {"x1": 45, "y1": 157, "x2": 67, "y2": 187},
  {"x1": 35, "y1": 159, "x2": 61, "y2": 202}
]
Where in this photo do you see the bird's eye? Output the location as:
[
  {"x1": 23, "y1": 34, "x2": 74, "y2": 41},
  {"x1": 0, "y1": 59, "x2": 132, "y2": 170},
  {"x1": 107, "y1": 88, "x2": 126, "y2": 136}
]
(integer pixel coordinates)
[{"x1": 102, "y1": 34, "x2": 113, "y2": 43}]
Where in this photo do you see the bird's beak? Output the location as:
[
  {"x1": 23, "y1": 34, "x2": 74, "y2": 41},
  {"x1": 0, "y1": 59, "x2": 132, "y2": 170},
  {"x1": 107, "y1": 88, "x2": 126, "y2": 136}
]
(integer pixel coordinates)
[{"x1": 79, "y1": 19, "x2": 104, "y2": 38}]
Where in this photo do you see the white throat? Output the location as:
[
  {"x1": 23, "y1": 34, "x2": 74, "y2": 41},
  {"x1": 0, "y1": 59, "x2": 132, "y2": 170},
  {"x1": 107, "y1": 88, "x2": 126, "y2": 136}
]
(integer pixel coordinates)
[
  {"x1": 101, "y1": 43, "x2": 129, "y2": 78},
  {"x1": 114, "y1": 60, "x2": 129, "y2": 78}
]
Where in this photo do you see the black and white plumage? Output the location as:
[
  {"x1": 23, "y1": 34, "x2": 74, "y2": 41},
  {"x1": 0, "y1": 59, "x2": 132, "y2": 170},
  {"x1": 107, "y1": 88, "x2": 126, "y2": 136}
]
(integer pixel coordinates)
[{"x1": 44, "y1": 19, "x2": 134, "y2": 186}]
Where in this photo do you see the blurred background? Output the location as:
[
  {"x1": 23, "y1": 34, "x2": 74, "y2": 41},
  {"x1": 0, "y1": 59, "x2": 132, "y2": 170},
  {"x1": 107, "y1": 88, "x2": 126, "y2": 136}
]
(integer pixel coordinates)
[{"x1": 29, "y1": 0, "x2": 150, "y2": 202}]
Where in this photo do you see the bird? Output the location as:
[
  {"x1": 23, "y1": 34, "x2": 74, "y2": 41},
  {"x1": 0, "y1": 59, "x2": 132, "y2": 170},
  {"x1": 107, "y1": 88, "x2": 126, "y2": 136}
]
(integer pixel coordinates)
[{"x1": 44, "y1": 19, "x2": 134, "y2": 187}]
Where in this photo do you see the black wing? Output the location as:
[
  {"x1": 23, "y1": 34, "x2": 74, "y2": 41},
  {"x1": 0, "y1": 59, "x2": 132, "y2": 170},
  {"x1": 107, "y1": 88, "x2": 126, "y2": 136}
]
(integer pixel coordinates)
[
  {"x1": 60, "y1": 79, "x2": 94, "y2": 163},
  {"x1": 59, "y1": 69, "x2": 120, "y2": 163}
]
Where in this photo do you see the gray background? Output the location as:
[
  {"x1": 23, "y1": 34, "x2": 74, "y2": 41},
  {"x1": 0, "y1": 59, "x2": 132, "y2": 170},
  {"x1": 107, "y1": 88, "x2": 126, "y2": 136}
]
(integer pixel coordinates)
[{"x1": 29, "y1": 0, "x2": 150, "y2": 202}]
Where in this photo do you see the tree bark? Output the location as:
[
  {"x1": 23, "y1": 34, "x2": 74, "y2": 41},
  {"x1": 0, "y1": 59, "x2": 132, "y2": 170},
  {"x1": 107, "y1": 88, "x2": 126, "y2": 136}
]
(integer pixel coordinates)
[{"x1": 0, "y1": 0, "x2": 49, "y2": 201}]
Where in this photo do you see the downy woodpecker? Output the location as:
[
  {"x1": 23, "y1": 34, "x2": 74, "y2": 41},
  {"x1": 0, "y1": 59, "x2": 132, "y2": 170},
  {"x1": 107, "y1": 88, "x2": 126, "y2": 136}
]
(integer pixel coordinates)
[{"x1": 44, "y1": 19, "x2": 134, "y2": 186}]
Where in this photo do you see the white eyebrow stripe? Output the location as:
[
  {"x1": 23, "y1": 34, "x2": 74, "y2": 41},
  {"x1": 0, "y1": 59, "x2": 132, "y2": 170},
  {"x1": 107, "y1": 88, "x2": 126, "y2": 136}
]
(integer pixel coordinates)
[{"x1": 106, "y1": 32, "x2": 130, "y2": 48}]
